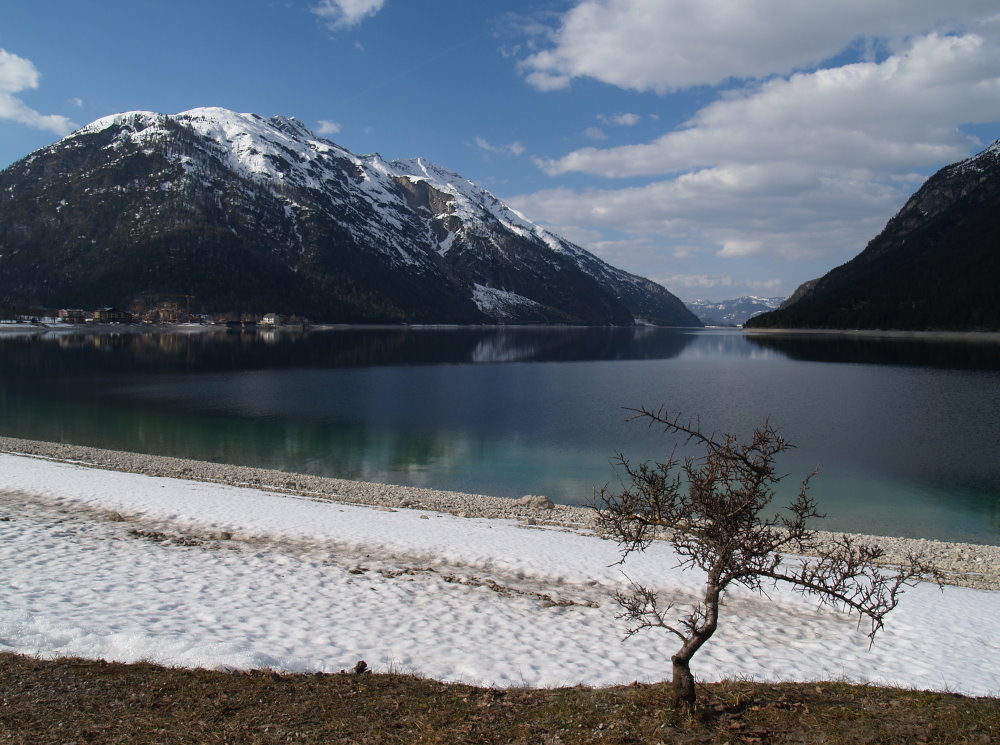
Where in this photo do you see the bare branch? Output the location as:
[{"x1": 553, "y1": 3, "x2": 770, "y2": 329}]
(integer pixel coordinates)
[
  {"x1": 613, "y1": 577, "x2": 689, "y2": 643},
  {"x1": 760, "y1": 536, "x2": 944, "y2": 642}
]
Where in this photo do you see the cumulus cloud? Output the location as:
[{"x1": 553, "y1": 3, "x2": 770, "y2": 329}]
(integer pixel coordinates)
[
  {"x1": 541, "y1": 31, "x2": 1000, "y2": 178},
  {"x1": 316, "y1": 119, "x2": 342, "y2": 136},
  {"x1": 475, "y1": 136, "x2": 526, "y2": 156},
  {"x1": 312, "y1": 0, "x2": 386, "y2": 31},
  {"x1": 0, "y1": 49, "x2": 76, "y2": 136},
  {"x1": 507, "y1": 155, "x2": 917, "y2": 299},
  {"x1": 510, "y1": 163, "x2": 901, "y2": 262},
  {"x1": 509, "y1": 8, "x2": 1000, "y2": 297},
  {"x1": 519, "y1": 0, "x2": 997, "y2": 92}
]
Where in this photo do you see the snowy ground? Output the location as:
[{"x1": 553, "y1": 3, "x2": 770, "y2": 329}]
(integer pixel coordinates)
[{"x1": 1, "y1": 453, "x2": 997, "y2": 695}]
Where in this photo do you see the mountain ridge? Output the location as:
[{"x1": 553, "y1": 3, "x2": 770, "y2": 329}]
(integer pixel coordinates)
[
  {"x1": 0, "y1": 107, "x2": 700, "y2": 327},
  {"x1": 685, "y1": 296, "x2": 784, "y2": 326},
  {"x1": 747, "y1": 139, "x2": 1000, "y2": 331}
]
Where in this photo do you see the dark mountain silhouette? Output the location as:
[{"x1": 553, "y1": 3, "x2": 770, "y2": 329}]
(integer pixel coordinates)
[{"x1": 747, "y1": 140, "x2": 1000, "y2": 331}]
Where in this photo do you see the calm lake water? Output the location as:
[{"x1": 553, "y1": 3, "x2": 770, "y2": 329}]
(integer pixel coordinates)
[{"x1": 2, "y1": 325, "x2": 998, "y2": 545}]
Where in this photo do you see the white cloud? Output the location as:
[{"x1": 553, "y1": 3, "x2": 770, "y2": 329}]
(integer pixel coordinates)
[
  {"x1": 658, "y1": 272, "x2": 736, "y2": 292},
  {"x1": 718, "y1": 239, "x2": 763, "y2": 258},
  {"x1": 540, "y1": 31, "x2": 1000, "y2": 178},
  {"x1": 510, "y1": 3, "x2": 1000, "y2": 297},
  {"x1": 644, "y1": 272, "x2": 781, "y2": 299},
  {"x1": 311, "y1": 0, "x2": 386, "y2": 31},
  {"x1": 511, "y1": 21, "x2": 1000, "y2": 291},
  {"x1": 0, "y1": 49, "x2": 76, "y2": 136},
  {"x1": 507, "y1": 158, "x2": 908, "y2": 299},
  {"x1": 0, "y1": 50, "x2": 38, "y2": 95},
  {"x1": 598, "y1": 112, "x2": 640, "y2": 126},
  {"x1": 475, "y1": 136, "x2": 526, "y2": 156},
  {"x1": 70, "y1": 97, "x2": 83, "y2": 108},
  {"x1": 583, "y1": 126, "x2": 606, "y2": 140},
  {"x1": 510, "y1": 163, "x2": 900, "y2": 262},
  {"x1": 519, "y1": 0, "x2": 997, "y2": 92},
  {"x1": 677, "y1": 275, "x2": 787, "y2": 300},
  {"x1": 316, "y1": 119, "x2": 342, "y2": 136}
]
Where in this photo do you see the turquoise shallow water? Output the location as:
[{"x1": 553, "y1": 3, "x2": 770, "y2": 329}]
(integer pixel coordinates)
[{"x1": 2, "y1": 326, "x2": 998, "y2": 544}]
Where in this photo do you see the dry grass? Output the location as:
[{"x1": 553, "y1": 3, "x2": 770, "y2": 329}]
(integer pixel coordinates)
[{"x1": 1, "y1": 652, "x2": 996, "y2": 744}]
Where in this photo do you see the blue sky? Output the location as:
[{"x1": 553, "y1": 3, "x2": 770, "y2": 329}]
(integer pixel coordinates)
[{"x1": 3, "y1": 1, "x2": 1000, "y2": 301}]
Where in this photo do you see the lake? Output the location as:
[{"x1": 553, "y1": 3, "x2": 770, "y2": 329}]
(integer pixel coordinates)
[{"x1": 1, "y1": 325, "x2": 998, "y2": 545}]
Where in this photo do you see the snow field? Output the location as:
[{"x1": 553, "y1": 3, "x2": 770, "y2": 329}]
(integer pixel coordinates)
[{"x1": 0, "y1": 453, "x2": 997, "y2": 694}]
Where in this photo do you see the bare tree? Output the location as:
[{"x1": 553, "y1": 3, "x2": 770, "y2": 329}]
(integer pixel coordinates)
[{"x1": 596, "y1": 407, "x2": 941, "y2": 710}]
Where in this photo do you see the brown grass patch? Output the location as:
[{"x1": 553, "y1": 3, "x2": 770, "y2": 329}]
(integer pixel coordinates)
[{"x1": 0, "y1": 652, "x2": 996, "y2": 744}]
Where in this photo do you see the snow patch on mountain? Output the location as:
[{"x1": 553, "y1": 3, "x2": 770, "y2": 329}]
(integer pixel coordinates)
[
  {"x1": 75, "y1": 110, "x2": 165, "y2": 136},
  {"x1": 686, "y1": 296, "x2": 785, "y2": 327},
  {"x1": 472, "y1": 284, "x2": 544, "y2": 320}
]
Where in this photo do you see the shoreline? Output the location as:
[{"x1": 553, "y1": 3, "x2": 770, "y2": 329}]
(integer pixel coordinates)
[
  {"x1": 1, "y1": 435, "x2": 997, "y2": 590},
  {"x1": 741, "y1": 327, "x2": 1000, "y2": 343}
]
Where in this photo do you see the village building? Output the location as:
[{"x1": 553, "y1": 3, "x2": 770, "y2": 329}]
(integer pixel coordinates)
[{"x1": 92, "y1": 307, "x2": 134, "y2": 323}]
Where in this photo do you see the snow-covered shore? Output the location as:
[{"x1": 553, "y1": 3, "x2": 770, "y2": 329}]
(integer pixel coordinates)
[
  {"x1": 3, "y1": 436, "x2": 997, "y2": 590},
  {"x1": 1, "y1": 443, "x2": 998, "y2": 695}
]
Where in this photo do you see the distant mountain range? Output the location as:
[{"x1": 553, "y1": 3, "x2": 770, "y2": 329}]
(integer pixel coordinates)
[
  {"x1": 748, "y1": 140, "x2": 1000, "y2": 331},
  {"x1": 0, "y1": 108, "x2": 699, "y2": 327},
  {"x1": 684, "y1": 296, "x2": 784, "y2": 326}
]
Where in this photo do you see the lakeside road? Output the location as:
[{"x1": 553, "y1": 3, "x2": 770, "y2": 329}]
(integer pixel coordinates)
[{"x1": 0, "y1": 439, "x2": 998, "y2": 694}]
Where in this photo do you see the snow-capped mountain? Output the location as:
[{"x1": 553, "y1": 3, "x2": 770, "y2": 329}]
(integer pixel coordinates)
[
  {"x1": 684, "y1": 296, "x2": 784, "y2": 326},
  {"x1": 0, "y1": 107, "x2": 699, "y2": 326}
]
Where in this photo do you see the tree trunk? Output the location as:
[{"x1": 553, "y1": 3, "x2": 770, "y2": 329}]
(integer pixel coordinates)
[
  {"x1": 671, "y1": 654, "x2": 696, "y2": 710},
  {"x1": 671, "y1": 578, "x2": 721, "y2": 711}
]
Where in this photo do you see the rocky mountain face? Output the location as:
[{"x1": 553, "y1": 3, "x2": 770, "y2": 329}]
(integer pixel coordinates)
[
  {"x1": 685, "y1": 296, "x2": 784, "y2": 326},
  {"x1": 0, "y1": 108, "x2": 699, "y2": 326},
  {"x1": 748, "y1": 140, "x2": 1000, "y2": 331}
]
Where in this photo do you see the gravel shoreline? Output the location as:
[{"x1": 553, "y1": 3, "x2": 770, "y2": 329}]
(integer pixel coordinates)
[{"x1": 2, "y1": 435, "x2": 997, "y2": 590}]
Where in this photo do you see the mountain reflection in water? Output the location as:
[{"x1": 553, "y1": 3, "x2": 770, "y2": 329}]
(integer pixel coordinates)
[
  {"x1": 745, "y1": 331, "x2": 1000, "y2": 370},
  {"x1": 0, "y1": 325, "x2": 698, "y2": 375}
]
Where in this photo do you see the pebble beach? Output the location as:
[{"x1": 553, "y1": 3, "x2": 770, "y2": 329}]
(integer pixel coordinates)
[{"x1": 2, "y1": 435, "x2": 997, "y2": 591}]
